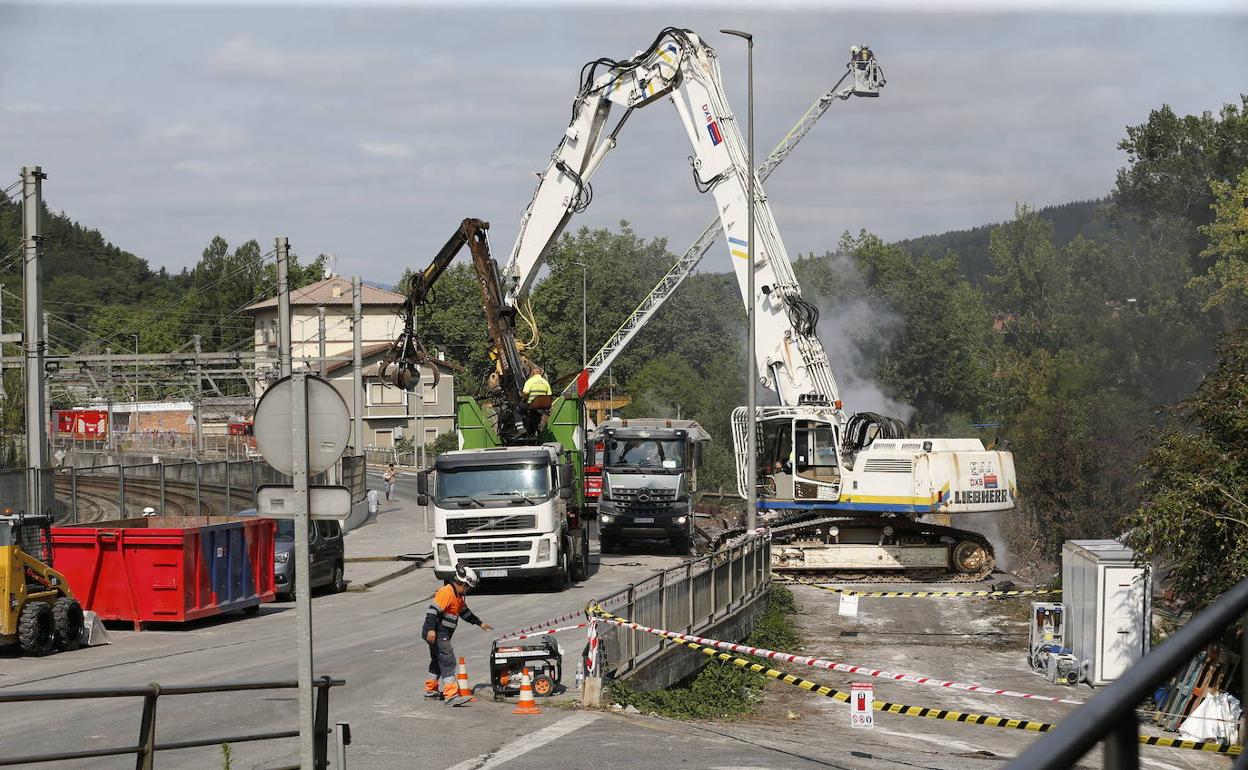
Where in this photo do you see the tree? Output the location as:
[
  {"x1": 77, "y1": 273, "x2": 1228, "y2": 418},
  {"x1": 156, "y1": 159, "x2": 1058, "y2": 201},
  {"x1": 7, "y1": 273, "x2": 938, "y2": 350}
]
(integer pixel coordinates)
[
  {"x1": 1190, "y1": 168, "x2": 1248, "y2": 321},
  {"x1": 1123, "y1": 333, "x2": 1248, "y2": 610},
  {"x1": 1114, "y1": 96, "x2": 1248, "y2": 242}
]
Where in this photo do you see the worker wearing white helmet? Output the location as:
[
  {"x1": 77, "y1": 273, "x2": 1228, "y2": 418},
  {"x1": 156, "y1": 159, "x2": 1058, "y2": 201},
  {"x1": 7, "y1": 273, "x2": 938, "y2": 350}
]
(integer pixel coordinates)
[{"x1": 422, "y1": 563, "x2": 493, "y2": 703}]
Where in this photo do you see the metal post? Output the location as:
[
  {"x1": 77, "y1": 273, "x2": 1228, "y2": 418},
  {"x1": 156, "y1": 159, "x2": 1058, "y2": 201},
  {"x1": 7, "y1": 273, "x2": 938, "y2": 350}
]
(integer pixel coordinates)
[
  {"x1": 158, "y1": 463, "x2": 165, "y2": 515},
  {"x1": 224, "y1": 459, "x2": 232, "y2": 515},
  {"x1": 626, "y1": 583, "x2": 636, "y2": 671},
  {"x1": 193, "y1": 336, "x2": 204, "y2": 458},
  {"x1": 106, "y1": 347, "x2": 115, "y2": 456},
  {"x1": 658, "y1": 570, "x2": 668, "y2": 649},
  {"x1": 291, "y1": 372, "x2": 315, "y2": 770},
  {"x1": 70, "y1": 466, "x2": 78, "y2": 523},
  {"x1": 22, "y1": 166, "x2": 47, "y2": 515},
  {"x1": 686, "y1": 562, "x2": 694, "y2": 633},
  {"x1": 351, "y1": 277, "x2": 364, "y2": 454},
  {"x1": 1102, "y1": 717, "x2": 1138, "y2": 770},
  {"x1": 313, "y1": 676, "x2": 331, "y2": 770},
  {"x1": 119, "y1": 463, "x2": 126, "y2": 518},
  {"x1": 709, "y1": 555, "x2": 717, "y2": 621},
  {"x1": 277, "y1": 238, "x2": 292, "y2": 378},
  {"x1": 131, "y1": 333, "x2": 139, "y2": 408},
  {"x1": 415, "y1": 311, "x2": 424, "y2": 470},
  {"x1": 317, "y1": 306, "x2": 327, "y2": 377},
  {"x1": 720, "y1": 30, "x2": 756, "y2": 531},
  {"x1": 134, "y1": 684, "x2": 159, "y2": 770},
  {"x1": 42, "y1": 312, "x2": 52, "y2": 453},
  {"x1": 335, "y1": 722, "x2": 351, "y2": 770}
]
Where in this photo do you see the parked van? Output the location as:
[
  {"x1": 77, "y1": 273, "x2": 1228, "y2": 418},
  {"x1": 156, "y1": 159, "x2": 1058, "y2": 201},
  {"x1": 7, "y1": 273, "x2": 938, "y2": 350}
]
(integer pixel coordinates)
[{"x1": 274, "y1": 518, "x2": 346, "y2": 600}]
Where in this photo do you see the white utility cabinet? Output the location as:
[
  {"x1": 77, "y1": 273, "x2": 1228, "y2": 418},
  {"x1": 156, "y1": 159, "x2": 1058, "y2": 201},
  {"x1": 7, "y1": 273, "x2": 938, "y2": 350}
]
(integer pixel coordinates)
[{"x1": 1061, "y1": 540, "x2": 1151, "y2": 686}]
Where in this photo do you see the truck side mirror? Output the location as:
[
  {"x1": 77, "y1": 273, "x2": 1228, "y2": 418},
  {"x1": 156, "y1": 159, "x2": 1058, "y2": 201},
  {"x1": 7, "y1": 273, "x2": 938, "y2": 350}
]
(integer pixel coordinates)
[
  {"x1": 559, "y1": 486, "x2": 573, "y2": 501},
  {"x1": 559, "y1": 462, "x2": 574, "y2": 488},
  {"x1": 417, "y1": 471, "x2": 429, "y2": 495},
  {"x1": 417, "y1": 494, "x2": 429, "y2": 507}
]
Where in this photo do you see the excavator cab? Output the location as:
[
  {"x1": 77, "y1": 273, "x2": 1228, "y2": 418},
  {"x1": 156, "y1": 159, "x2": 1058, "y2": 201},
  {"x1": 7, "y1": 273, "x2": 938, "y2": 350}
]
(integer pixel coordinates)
[{"x1": 735, "y1": 407, "x2": 844, "y2": 508}]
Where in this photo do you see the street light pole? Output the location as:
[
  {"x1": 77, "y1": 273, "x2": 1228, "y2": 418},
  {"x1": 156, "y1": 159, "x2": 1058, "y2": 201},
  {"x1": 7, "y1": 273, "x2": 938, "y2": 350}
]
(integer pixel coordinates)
[
  {"x1": 570, "y1": 261, "x2": 588, "y2": 371},
  {"x1": 722, "y1": 28, "x2": 757, "y2": 532},
  {"x1": 131, "y1": 334, "x2": 139, "y2": 408}
]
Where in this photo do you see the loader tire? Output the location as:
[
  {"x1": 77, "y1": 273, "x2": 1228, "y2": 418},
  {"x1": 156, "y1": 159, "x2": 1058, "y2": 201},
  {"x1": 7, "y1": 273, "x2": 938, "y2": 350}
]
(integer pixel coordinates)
[
  {"x1": 53, "y1": 597, "x2": 85, "y2": 652},
  {"x1": 18, "y1": 602, "x2": 56, "y2": 657}
]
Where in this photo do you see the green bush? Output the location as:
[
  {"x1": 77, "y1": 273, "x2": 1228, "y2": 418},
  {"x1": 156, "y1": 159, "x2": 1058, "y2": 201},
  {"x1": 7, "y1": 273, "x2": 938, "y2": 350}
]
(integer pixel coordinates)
[{"x1": 608, "y1": 585, "x2": 797, "y2": 720}]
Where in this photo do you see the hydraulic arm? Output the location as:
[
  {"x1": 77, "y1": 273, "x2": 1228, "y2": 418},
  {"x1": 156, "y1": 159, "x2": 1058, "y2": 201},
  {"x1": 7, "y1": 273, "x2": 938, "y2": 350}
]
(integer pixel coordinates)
[{"x1": 382, "y1": 218, "x2": 542, "y2": 443}]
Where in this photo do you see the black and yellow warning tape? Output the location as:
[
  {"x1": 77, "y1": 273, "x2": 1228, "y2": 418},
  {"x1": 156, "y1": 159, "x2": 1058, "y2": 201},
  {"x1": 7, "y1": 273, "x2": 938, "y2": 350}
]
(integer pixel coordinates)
[
  {"x1": 775, "y1": 576, "x2": 1060, "y2": 599},
  {"x1": 588, "y1": 605, "x2": 1241, "y2": 757}
]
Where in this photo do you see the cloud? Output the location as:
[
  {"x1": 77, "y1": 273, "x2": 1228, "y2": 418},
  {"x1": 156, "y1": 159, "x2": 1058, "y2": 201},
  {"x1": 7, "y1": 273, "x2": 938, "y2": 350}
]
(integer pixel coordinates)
[
  {"x1": 206, "y1": 36, "x2": 362, "y2": 86},
  {"x1": 358, "y1": 141, "x2": 414, "y2": 159}
]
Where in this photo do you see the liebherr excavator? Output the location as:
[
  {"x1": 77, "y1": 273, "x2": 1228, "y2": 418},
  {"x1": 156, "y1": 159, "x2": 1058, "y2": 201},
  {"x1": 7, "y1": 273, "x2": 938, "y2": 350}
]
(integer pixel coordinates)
[{"x1": 388, "y1": 29, "x2": 1017, "y2": 578}]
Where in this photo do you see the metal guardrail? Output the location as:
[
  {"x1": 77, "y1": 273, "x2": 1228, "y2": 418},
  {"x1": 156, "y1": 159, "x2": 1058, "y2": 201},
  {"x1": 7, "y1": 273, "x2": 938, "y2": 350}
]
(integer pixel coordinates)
[
  {"x1": 590, "y1": 534, "x2": 771, "y2": 678},
  {"x1": 0, "y1": 456, "x2": 367, "y2": 522},
  {"x1": 1010, "y1": 578, "x2": 1248, "y2": 769},
  {"x1": 363, "y1": 446, "x2": 418, "y2": 468},
  {"x1": 0, "y1": 676, "x2": 345, "y2": 769}
]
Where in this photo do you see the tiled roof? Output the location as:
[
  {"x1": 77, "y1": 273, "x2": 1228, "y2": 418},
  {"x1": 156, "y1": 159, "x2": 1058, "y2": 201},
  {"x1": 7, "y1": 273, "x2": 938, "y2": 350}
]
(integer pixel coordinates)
[{"x1": 246, "y1": 275, "x2": 405, "y2": 310}]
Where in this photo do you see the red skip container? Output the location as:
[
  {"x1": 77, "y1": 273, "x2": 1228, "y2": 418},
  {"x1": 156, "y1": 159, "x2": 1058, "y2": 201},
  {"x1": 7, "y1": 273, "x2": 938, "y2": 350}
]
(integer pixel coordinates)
[{"x1": 51, "y1": 516, "x2": 276, "y2": 630}]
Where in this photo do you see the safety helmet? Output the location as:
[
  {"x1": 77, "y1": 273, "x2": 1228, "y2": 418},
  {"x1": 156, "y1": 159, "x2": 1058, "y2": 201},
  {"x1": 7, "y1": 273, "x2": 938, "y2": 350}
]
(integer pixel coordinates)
[{"x1": 454, "y1": 563, "x2": 480, "y2": 588}]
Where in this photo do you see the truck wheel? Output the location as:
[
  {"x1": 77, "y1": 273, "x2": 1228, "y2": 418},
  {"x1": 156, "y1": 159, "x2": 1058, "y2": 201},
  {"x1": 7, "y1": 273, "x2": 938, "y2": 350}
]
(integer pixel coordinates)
[
  {"x1": 600, "y1": 534, "x2": 617, "y2": 554},
  {"x1": 19, "y1": 602, "x2": 56, "y2": 656},
  {"x1": 671, "y1": 535, "x2": 692, "y2": 555},
  {"x1": 547, "y1": 553, "x2": 567, "y2": 591},
  {"x1": 52, "y1": 597, "x2": 84, "y2": 651}
]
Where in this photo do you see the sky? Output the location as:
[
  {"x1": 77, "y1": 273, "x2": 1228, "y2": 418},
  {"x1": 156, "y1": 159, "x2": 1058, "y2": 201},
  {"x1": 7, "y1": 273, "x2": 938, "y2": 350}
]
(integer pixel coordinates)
[{"x1": 1, "y1": 2, "x2": 1245, "y2": 286}]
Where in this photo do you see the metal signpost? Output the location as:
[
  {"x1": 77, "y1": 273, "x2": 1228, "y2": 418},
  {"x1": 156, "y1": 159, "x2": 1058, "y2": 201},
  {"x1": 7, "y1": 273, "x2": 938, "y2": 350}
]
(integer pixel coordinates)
[{"x1": 254, "y1": 373, "x2": 351, "y2": 769}]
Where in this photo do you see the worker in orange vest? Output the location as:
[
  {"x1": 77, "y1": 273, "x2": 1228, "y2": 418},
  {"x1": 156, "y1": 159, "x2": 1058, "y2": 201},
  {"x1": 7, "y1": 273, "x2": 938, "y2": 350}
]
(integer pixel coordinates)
[{"x1": 423, "y1": 564, "x2": 493, "y2": 703}]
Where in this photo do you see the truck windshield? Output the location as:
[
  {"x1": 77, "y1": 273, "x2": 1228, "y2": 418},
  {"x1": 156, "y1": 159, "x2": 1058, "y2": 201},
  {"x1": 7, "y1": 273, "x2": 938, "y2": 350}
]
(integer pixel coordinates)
[
  {"x1": 436, "y1": 464, "x2": 551, "y2": 504},
  {"x1": 604, "y1": 438, "x2": 685, "y2": 471}
]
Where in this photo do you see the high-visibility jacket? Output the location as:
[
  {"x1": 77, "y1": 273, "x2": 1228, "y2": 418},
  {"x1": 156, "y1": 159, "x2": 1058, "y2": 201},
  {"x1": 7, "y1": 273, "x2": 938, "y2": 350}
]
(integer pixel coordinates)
[
  {"x1": 522, "y1": 374, "x2": 552, "y2": 400},
  {"x1": 422, "y1": 584, "x2": 482, "y2": 638}
]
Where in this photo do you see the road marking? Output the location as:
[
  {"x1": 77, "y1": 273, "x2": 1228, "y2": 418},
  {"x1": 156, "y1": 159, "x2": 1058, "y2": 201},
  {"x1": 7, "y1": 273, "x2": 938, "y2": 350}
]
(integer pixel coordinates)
[{"x1": 443, "y1": 711, "x2": 601, "y2": 770}]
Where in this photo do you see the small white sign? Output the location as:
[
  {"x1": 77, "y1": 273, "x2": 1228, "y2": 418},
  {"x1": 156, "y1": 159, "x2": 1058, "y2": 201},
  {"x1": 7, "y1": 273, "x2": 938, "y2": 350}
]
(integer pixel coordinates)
[
  {"x1": 257, "y1": 484, "x2": 352, "y2": 520},
  {"x1": 850, "y1": 682, "x2": 873, "y2": 729},
  {"x1": 838, "y1": 593, "x2": 859, "y2": 617}
]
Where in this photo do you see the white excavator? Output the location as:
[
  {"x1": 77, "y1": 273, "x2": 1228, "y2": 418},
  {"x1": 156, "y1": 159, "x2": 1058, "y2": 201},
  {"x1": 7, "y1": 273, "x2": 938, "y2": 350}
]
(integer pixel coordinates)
[{"x1": 415, "y1": 28, "x2": 1017, "y2": 578}]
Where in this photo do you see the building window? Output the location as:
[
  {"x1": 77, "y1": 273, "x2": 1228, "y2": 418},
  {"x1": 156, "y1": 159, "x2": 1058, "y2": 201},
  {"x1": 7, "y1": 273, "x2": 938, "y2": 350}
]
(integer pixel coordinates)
[
  {"x1": 367, "y1": 382, "x2": 405, "y2": 406},
  {"x1": 422, "y1": 379, "x2": 437, "y2": 405},
  {"x1": 374, "y1": 429, "x2": 394, "y2": 448}
]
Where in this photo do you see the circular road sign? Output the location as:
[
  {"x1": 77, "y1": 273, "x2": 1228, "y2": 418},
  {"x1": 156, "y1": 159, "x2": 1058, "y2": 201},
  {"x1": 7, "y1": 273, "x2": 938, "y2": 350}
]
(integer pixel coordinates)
[{"x1": 253, "y1": 374, "x2": 351, "y2": 476}]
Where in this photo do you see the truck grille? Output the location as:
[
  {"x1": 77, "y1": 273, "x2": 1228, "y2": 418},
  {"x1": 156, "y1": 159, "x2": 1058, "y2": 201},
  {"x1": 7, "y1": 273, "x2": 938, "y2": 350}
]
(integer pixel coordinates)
[
  {"x1": 446, "y1": 515, "x2": 537, "y2": 535},
  {"x1": 459, "y1": 555, "x2": 531, "y2": 568},
  {"x1": 610, "y1": 487, "x2": 677, "y2": 514},
  {"x1": 453, "y1": 540, "x2": 532, "y2": 554}
]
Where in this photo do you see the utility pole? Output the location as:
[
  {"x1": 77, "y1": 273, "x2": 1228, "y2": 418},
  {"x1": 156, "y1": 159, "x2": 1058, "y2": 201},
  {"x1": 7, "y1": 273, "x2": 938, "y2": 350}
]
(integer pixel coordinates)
[
  {"x1": 0, "y1": 290, "x2": 7, "y2": 401},
  {"x1": 351, "y1": 277, "x2": 364, "y2": 454},
  {"x1": 42, "y1": 312, "x2": 52, "y2": 452},
  {"x1": 317, "y1": 306, "x2": 327, "y2": 377},
  {"x1": 721, "y1": 29, "x2": 757, "y2": 531},
  {"x1": 105, "y1": 347, "x2": 114, "y2": 456},
  {"x1": 193, "y1": 335, "x2": 203, "y2": 457},
  {"x1": 415, "y1": 310, "x2": 424, "y2": 469},
  {"x1": 131, "y1": 333, "x2": 140, "y2": 407},
  {"x1": 23, "y1": 166, "x2": 47, "y2": 513},
  {"x1": 276, "y1": 237, "x2": 292, "y2": 378}
]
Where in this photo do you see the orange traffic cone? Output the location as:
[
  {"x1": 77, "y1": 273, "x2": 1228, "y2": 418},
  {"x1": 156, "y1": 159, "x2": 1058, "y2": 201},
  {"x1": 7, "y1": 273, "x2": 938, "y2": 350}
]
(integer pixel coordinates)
[
  {"x1": 456, "y1": 657, "x2": 477, "y2": 702},
  {"x1": 512, "y1": 668, "x2": 542, "y2": 715}
]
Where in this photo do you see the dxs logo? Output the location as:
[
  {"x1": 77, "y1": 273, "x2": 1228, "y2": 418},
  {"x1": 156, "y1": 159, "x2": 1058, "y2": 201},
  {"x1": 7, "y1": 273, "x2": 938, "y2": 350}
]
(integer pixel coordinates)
[{"x1": 701, "y1": 103, "x2": 723, "y2": 146}]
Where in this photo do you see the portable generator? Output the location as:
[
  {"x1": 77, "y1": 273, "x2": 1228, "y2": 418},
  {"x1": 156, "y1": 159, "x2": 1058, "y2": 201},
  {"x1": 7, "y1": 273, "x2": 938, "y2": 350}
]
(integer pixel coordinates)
[
  {"x1": 489, "y1": 636, "x2": 563, "y2": 701},
  {"x1": 1046, "y1": 652, "x2": 1084, "y2": 686},
  {"x1": 1028, "y1": 602, "x2": 1064, "y2": 671}
]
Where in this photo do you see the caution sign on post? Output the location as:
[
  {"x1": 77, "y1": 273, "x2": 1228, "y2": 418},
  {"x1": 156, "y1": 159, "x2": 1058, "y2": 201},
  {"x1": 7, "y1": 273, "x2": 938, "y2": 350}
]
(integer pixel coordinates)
[{"x1": 850, "y1": 682, "x2": 873, "y2": 729}]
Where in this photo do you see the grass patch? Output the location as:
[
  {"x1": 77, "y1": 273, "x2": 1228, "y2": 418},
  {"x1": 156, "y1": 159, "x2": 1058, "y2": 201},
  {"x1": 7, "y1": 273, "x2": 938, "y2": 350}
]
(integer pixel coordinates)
[{"x1": 607, "y1": 584, "x2": 797, "y2": 720}]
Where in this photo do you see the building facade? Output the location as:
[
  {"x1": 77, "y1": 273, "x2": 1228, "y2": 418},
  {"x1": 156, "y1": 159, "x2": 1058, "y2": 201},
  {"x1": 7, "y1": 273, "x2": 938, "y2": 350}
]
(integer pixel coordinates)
[{"x1": 246, "y1": 275, "x2": 458, "y2": 449}]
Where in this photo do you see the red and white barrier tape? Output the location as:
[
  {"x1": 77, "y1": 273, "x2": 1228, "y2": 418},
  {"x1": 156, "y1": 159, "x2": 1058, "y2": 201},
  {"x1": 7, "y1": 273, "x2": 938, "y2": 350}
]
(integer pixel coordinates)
[
  {"x1": 496, "y1": 622, "x2": 590, "y2": 641},
  {"x1": 494, "y1": 609, "x2": 586, "y2": 643},
  {"x1": 592, "y1": 612, "x2": 1086, "y2": 707}
]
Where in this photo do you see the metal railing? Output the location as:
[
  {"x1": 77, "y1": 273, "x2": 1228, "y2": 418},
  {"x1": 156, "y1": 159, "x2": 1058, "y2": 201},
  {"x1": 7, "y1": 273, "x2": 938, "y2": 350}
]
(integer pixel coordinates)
[
  {"x1": 0, "y1": 676, "x2": 345, "y2": 769},
  {"x1": 0, "y1": 457, "x2": 366, "y2": 523},
  {"x1": 363, "y1": 446, "x2": 418, "y2": 468},
  {"x1": 591, "y1": 534, "x2": 771, "y2": 678},
  {"x1": 1010, "y1": 578, "x2": 1248, "y2": 769}
]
